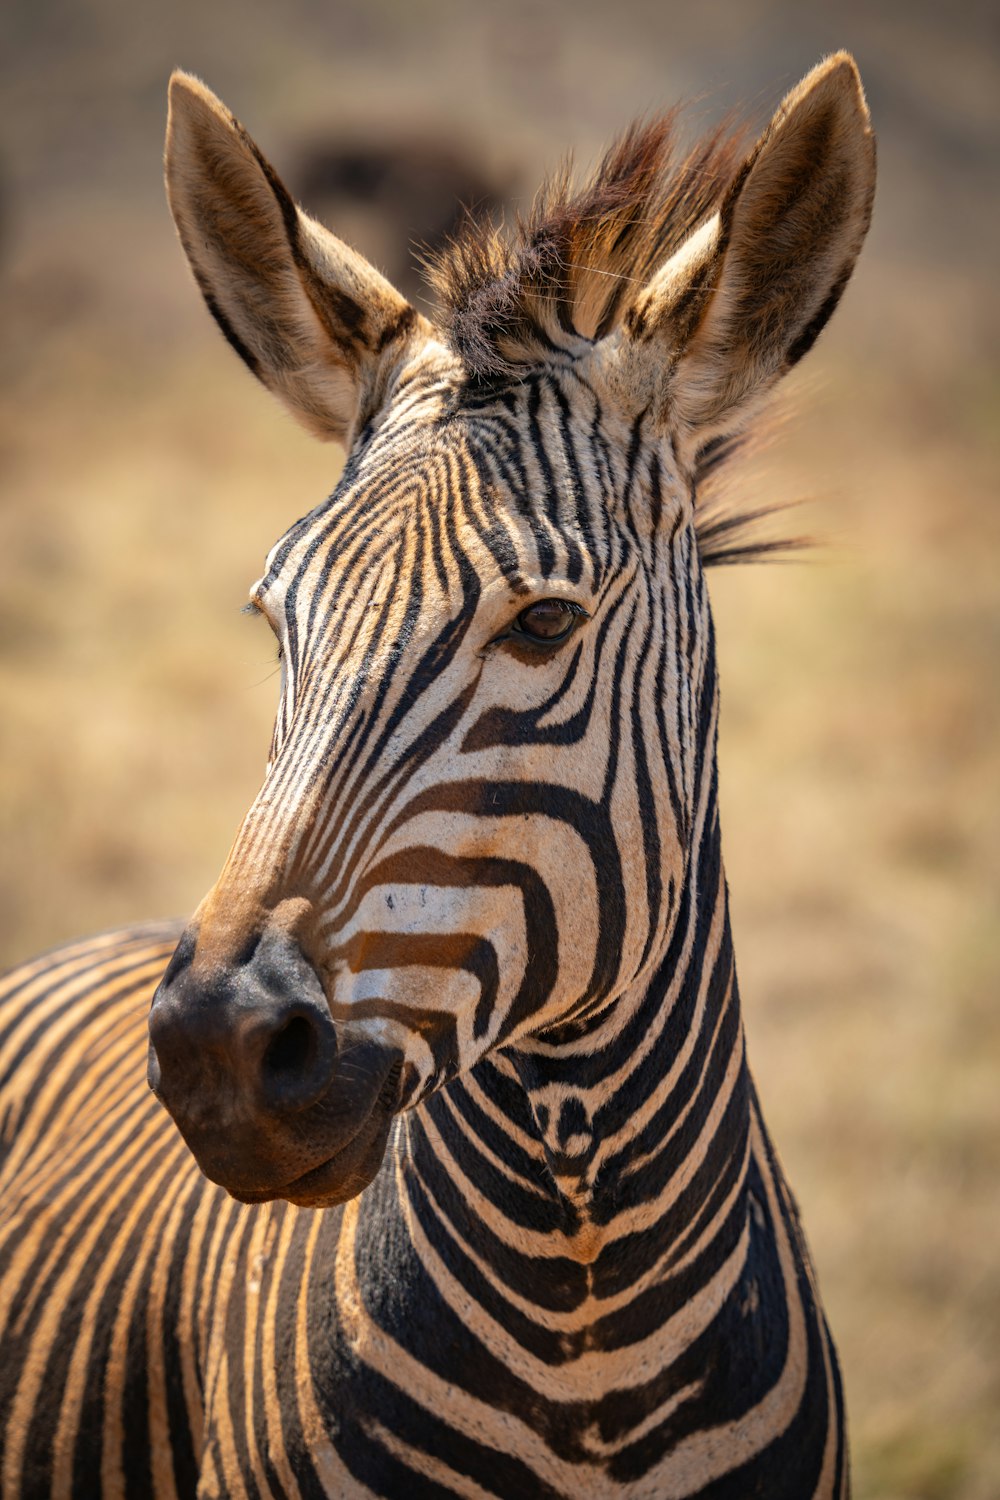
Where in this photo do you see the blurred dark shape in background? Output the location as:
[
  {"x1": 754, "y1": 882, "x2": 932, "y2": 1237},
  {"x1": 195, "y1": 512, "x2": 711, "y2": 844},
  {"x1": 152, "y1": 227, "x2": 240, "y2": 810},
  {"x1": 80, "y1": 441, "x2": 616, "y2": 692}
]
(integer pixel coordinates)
[{"x1": 289, "y1": 137, "x2": 509, "y2": 302}]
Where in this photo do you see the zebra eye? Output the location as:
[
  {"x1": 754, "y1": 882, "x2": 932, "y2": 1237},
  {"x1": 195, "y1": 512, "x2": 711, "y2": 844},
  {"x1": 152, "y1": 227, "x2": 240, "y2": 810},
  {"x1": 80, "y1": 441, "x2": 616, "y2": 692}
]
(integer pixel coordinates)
[{"x1": 513, "y1": 599, "x2": 587, "y2": 644}]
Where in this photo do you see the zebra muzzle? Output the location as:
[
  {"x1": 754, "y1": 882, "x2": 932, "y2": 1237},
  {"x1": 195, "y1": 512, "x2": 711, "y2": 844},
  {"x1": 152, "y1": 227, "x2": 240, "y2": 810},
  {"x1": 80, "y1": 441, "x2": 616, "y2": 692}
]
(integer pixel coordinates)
[{"x1": 147, "y1": 923, "x2": 403, "y2": 1206}]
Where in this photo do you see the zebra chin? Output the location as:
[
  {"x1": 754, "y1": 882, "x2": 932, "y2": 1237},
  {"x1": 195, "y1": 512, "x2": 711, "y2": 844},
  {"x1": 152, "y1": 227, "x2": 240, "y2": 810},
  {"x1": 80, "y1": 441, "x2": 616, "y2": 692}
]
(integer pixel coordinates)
[
  {"x1": 224, "y1": 1066, "x2": 404, "y2": 1208},
  {"x1": 151, "y1": 1030, "x2": 405, "y2": 1208},
  {"x1": 146, "y1": 921, "x2": 406, "y2": 1207}
]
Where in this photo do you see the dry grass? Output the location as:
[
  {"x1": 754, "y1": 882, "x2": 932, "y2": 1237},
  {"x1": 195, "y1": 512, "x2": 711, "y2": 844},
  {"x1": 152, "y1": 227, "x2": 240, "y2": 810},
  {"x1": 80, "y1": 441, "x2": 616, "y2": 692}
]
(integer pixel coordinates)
[{"x1": 1, "y1": 3, "x2": 997, "y2": 1494}]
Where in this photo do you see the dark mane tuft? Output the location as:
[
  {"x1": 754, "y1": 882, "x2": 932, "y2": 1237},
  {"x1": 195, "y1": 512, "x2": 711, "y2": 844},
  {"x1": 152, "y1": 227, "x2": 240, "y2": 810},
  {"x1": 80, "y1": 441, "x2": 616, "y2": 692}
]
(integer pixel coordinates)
[
  {"x1": 692, "y1": 428, "x2": 812, "y2": 567},
  {"x1": 424, "y1": 113, "x2": 746, "y2": 380}
]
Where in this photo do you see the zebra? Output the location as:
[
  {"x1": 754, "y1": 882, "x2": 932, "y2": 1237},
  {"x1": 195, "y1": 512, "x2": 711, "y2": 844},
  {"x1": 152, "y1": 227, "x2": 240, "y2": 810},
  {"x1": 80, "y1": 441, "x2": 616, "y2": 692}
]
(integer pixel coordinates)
[{"x1": 0, "y1": 52, "x2": 875, "y2": 1498}]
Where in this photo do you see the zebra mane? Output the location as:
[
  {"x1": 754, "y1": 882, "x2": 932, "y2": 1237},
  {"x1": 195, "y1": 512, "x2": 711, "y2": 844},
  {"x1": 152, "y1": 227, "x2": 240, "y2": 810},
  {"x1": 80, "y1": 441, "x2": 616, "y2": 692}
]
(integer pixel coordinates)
[
  {"x1": 424, "y1": 112, "x2": 746, "y2": 377},
  {"x1": 692, "y1": 430, "x2": 810, "y2": 567},
  {"x1": 425, "y1": 115, "x2": 807, "y2": 567}
]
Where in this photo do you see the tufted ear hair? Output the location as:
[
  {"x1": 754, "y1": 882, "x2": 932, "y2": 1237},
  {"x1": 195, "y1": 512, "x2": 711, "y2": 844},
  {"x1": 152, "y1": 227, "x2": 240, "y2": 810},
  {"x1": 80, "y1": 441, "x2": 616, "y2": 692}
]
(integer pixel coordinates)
[
  {"x1": 614, "y1": 53, "x2": 875, "y2": 453},
  {"x1": 165, "y1": 73, "x2": 431, "y2": 447}
]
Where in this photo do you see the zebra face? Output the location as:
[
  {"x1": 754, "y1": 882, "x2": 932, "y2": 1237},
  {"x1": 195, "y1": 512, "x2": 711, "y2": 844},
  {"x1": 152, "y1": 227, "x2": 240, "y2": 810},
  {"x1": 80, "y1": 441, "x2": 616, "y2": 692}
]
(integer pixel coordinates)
[
  {"x1": 249, "y1": 369, "x2": 701, "y2": 1068},
  {"x1": 148, "y1": 62, "x2": 874, "y2": 1204}
]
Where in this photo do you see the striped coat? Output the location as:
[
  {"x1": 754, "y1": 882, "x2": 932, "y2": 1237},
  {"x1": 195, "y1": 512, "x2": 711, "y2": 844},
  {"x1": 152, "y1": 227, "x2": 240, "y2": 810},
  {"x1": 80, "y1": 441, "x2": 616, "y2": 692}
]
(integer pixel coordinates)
[{"x1": 0, "y1": 53, "x2": 874, "y2": 1498}]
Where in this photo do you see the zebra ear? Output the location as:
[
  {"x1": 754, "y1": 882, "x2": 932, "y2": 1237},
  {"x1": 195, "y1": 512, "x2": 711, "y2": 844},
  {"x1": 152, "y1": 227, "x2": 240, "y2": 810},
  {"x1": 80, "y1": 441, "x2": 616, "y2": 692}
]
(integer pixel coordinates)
[
  {"x1": 622, "y1": 53, "x2": 875, "y2": 446},
  {"x1": 165, "y1": 73, "x2": 429, "y2": 446}
]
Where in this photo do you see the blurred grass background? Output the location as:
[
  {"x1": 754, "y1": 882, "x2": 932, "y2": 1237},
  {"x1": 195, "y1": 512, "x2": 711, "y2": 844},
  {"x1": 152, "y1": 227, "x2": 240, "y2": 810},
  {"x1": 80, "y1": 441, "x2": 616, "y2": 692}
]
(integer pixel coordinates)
[{"x1": 0, "y1": 1, "x2": 997, "y2": 1494}]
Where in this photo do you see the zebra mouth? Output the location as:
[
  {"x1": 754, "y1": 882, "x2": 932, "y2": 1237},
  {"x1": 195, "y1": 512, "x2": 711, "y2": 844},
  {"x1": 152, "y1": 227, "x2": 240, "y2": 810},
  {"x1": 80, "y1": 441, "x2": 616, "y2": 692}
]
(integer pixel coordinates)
[{"x1": 229, "y1": 1057, "x2": 404, "y2": 1208}]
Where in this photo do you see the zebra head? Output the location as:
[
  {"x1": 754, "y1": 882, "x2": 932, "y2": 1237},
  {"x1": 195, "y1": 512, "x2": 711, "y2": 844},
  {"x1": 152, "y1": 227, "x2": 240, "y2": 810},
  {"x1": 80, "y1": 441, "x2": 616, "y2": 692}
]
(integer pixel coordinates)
[{"x1": 148, "y1": 59, "x2": 875, "y2": 1206}]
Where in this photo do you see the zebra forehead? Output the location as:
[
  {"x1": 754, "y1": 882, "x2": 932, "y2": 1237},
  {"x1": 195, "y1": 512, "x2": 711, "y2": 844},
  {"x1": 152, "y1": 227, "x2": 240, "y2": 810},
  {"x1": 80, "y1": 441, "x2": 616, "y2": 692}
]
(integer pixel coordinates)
[{"x1": 254, "y1": 383, "x2": 665, "y2": 611}]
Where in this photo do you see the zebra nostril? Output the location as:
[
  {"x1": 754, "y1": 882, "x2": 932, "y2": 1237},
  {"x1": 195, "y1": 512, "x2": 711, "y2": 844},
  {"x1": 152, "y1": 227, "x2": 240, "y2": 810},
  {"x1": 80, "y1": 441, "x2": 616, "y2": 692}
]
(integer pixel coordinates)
[
  {"x1": 257, "y1": 1008, "x2": 336, "y2": 1114},
  {"x1": 263, "y1": 1014, "x2": 315, "y2": 1079}
]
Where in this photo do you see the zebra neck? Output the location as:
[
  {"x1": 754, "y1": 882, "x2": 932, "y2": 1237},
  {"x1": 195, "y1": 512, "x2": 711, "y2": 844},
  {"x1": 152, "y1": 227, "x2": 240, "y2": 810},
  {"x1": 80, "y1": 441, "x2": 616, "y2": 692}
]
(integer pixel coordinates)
[{"x1": 415, "y1": 805, "x2": 751, "y2": 1283}]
